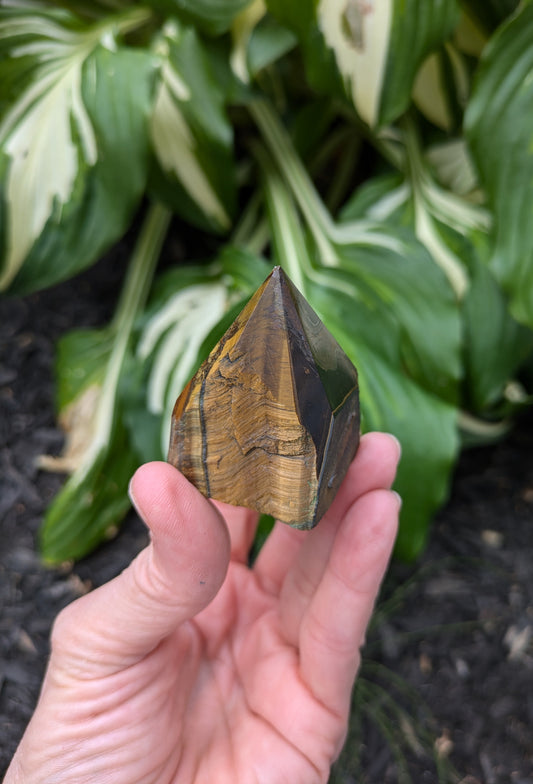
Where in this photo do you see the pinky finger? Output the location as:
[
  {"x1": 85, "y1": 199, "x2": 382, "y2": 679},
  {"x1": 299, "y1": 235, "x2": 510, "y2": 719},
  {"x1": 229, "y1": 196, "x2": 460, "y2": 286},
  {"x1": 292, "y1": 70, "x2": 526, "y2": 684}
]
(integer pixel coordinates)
[{"x1": 298, "y1": 489, "x2": 400, "y2": 718}]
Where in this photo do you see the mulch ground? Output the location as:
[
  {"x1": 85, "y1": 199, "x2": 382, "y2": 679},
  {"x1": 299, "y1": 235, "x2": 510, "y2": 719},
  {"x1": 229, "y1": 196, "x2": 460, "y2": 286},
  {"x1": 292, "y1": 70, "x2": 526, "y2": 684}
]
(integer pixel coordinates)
[{"x1": 1, "y1": 256, "x2": 532, "y2": 783}]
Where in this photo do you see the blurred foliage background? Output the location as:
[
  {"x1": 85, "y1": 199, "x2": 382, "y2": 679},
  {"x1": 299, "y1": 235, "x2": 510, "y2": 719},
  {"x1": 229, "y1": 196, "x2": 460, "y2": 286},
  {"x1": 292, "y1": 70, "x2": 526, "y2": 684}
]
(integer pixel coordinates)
[{"x1": 1, "y1": 0, "x2": 533, "y2": 563}]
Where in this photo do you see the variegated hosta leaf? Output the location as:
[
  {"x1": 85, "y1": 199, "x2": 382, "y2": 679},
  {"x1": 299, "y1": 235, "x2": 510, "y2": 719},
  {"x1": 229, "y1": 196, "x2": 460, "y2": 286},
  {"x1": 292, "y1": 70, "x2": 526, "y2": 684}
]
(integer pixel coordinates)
[
  {"x1": 230, "y1": 0, "x2": 297, "y2": 82},
  {"x1": 128, "y1": 249, "x2": 269, "y2": 460},
  {"x1": 38, "y1": 327, "x2": 113, "y2": 473},
  {"x1": 149, "y1": 20, "x2": 236, "y2": 233},
  {"x1": 262, "y1": 162, "x2": 461, "y2": 559},
  {"x1": 262, "y1": 132, "x2": 463, "y2": 403},
  {"x1": 465, "y1": 2, "x2": 533, "y2": 329},
  {"x1": 330, "y1": 308, "x2": 459, "y2": 560},
  {"x1": 377, "y1": 0, "x2": 460, "y2": 125},
  {"x1": 140, "y1": 282, "x2": 229, "y2": 455},
  {"x1": 340, "y1": 126, "x2": 490, "y2": 298},
  {"x1": 39, "y1": 203, "x2": 170, "y2": 564},
  {"x1": 341, "y1": 179, "x2": 474, "y2": 299},
  {"x1": 230, "y1": 0, "x2": 266, "y2": 82},
  {"x1": 316, "y1": 0, "x2": 394, "y2": 127},
  {"x1": 40, "y1": 418, "x2": 139, "y2": 564},
  {"x1": 266, "y1": 0, "x2": 459, "y2": 127},
  {"x1": 340, "y1": 162, "x2": 533, "y2": 415},
  {"x1": 0, "y1": 7, "x2": 155, "y2": 293},
  {"x1": 264, "y1": 0, "x2": 344, "y2": 98},
  {"x1": 307, "y1": 265, "x2": 459, "y2": 561}
]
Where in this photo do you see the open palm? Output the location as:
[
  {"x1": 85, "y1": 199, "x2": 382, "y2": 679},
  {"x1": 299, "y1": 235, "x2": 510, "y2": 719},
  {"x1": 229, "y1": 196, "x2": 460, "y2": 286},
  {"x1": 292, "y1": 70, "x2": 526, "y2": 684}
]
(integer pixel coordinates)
[{"x1": 6, "y1": 432, "x2": 400, "y2": 784}]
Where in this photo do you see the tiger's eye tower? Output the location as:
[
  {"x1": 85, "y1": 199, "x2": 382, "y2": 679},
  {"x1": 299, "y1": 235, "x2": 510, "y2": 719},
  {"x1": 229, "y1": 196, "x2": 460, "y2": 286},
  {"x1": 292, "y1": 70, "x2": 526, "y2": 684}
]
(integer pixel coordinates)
[{"x1": 167, "y1": 266, "x2": 360, "y2": 529}]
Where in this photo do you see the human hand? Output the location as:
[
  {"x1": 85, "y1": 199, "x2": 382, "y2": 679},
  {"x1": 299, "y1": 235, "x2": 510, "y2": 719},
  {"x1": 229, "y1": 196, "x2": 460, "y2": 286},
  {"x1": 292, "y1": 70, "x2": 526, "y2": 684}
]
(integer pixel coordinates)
[{"x1": 6, "y1": 432, "x2": 401, "y2": 784}]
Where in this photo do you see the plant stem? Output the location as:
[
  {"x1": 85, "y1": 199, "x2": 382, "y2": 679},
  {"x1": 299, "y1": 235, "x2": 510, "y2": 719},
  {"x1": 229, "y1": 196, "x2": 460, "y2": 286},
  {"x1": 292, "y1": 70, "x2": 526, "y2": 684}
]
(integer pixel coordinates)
[
  {"x1": 245, "y1": 218, "x2": 270, "y2": 256},
  {"x1": 250, "y1": 99, "x2": 340, "y2": 265},
  {"x1": 458, "y1": 410, "x2": 511, "y2": 441},
  {"x1": 265, "y1": 183, "x2": 307, "y2": 294},
  {"x1": 230, "y1": 190, "x2": 270, "y2": 256},
  {"x1": 251, "y1": 99, "x2": 404, "y2": 263},
  {"x1": 258, "y1": 146, "x2": 309, "y2": 295},
  {"x1": 251, "y1": 100, "x2": 329, "y2": 229},
  {"x1": 324, "y1": 132, "x2": 361, "y2": 215},
  {"x1": 85, "y1": 202, "x2": 171, "y2": 468},
  {"x1": 402, "y1": 118, "x2": 469, "y2": 298},
  {"x1": 111, "y1": 203, "x2": 170, "y2": 332}
]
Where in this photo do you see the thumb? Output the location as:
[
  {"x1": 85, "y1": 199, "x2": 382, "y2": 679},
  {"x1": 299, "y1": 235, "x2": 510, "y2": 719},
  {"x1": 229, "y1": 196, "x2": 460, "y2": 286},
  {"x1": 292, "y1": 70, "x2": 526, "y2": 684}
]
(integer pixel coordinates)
[{"x1": 51, "y1": 462, "x2": 231, "y2": 675}]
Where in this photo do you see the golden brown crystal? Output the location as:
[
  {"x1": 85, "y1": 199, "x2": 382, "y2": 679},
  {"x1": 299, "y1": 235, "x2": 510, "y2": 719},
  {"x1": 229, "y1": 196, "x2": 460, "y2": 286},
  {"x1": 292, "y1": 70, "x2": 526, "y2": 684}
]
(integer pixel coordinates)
[{"x1": 167, "y1": 266, "x2": 360, "y2": 528}]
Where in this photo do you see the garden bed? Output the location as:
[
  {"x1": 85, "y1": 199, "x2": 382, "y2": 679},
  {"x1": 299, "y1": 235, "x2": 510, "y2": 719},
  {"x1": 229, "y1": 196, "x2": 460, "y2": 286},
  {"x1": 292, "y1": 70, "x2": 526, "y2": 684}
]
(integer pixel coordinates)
[{"x1": 1, "y1": 256, "x2": 532, "y2": 783}]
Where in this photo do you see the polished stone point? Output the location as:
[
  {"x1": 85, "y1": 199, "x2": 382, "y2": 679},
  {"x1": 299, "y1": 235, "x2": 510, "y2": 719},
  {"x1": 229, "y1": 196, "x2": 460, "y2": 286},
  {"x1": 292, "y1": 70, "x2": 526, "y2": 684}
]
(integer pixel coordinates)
[{"x1": 167, "y1": 266, "x2": 360, "y2": 528}]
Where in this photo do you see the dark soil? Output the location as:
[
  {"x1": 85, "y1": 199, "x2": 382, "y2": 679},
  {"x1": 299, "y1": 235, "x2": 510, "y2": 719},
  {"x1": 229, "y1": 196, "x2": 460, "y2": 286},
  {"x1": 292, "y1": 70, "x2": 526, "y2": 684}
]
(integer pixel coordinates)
[{"x1": 1, "y1": 257, "x2": 533, "y2": 783}]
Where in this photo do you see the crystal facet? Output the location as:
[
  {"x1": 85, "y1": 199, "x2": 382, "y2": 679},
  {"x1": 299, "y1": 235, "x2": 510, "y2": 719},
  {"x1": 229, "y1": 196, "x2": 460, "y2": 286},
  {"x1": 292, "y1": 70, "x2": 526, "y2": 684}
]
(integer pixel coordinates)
[{"x1": 167, "y1": 266, "x2": 360, "y2": 528}]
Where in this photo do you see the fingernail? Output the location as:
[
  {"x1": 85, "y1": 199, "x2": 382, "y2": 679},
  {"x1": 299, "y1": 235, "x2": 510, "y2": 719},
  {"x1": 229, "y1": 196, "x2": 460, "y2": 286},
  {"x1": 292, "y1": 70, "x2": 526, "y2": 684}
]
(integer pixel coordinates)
[
  {"x1": 128, "y1": 477, "x2": 143, "y2": 519},
  {"x1": 392, "y1": 490, "x2": 403, "y2": 509}
]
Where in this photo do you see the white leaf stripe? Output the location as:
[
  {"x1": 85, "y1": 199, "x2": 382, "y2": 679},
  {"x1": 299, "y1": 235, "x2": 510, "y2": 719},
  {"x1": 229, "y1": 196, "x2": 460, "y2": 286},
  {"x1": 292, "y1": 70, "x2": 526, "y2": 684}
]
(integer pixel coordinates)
[
  {"x1": 0, "y1": 14, "x2": 99, "y2": 141},
  {"x1": 150, "y1": 60, "x2": 231, "y2": 230},
  {"x1": 0, "y1": 14, "x2": 101, "y2": 289},
  {"x1": 1, "y1": 58, "x2": 97, "y2": 289},
  {"x1": 316, "y1": 0, "x2": 393, "y2": 127},
  {"x1": 138, "y1": 282, "x2": 228, "y2": 455},
  {"x1": 0, "y1": 8, "x2": 151, "y2": 291}
]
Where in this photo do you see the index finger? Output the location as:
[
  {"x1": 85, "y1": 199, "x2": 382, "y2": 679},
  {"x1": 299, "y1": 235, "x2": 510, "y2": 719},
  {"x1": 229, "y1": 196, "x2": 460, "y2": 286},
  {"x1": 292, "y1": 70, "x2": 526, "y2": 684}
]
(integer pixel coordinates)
[
  {"x1": 254, "y1": 432, "x2": 401, "y2": 597},
  {"x1": 210, "y1": 499, "x2": 259, "y2": 563},
  {"x1": 299, "y1": 487, "x2": 400, "y2": 716}
]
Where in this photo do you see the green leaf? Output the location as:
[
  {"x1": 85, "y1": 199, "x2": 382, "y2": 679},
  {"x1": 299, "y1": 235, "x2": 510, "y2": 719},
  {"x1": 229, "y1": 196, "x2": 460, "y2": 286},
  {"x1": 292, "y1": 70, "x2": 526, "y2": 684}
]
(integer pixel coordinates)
[
  {"x1": 229, "y1": 0, "x2": 267, "y2": 83},
  {"x1": 340, "y1": 124, "x2": 490, "y2": 300},
  {"x1": 465, "y1": 2, "x2": 533, "y2": 328},
  {"x1": 363, "y1": 352, "x2": 459, "y2": 562},
  {"x1": 339, "y1": 171, "x2": 408, "y2": 223},
  {"x1": 264, "y1": 0, "x2": 313, "y2": 38},
  {"x1": 463, "y1": 254, "x2": 533, "y2": 412},
  {"x1": 119, "y1": 350, "x2": 165, "y2": 465},
  {"x1": 265, "y1": 0, "x2": 345, "y2": 102},
  {"x1": 309, "y1": 276, "x2": 459, "y2": 561},
  {"x1": 148, "y1": 0, "x2": 253, "y2": 36},
  {"x1": 412, "y1": 44, "x2": 470, "y2": 133},
  {"x1": 266, "y1": 0, "x2": 459, "y2": 126},
  {"x1": 40, "y1": 417, "x2": 139, "y2": 564},
  {"x1": 149, "y1": 20, "x2": 235, "y2": 232},
  {"x1": 0, "y1": 8, "x2": 156, "y2": 293},
  {"x1": 260, "y1": 146, "x2": 461, "y2": 559},
  {"x1": 334, "y1": 234, "x2": 462, "y2": 404},
  {"x1": 341, "y1": 162, "x2": 530, "y2": 415},
  {"x1": 36, "y1": 327, "x2": 115, "y2": 475},
  {"x1": 39, "y1": 203, "x2": 170, "y2": 562},
  {"x1": 246, "y1": 13, "x2": 297, "y2": 77},
  {"x1": 258, "y1": 104, "x2": 464, "y2": 404},
  {"x1": 54, "y1": 327, "x2": 113, "y2": 412},
  {"x1": 230, "y1": 3, "x2": 297, "y2": 84},
  {"x1": 379, "y1": 0, "x2": 460, "y2": 125}
]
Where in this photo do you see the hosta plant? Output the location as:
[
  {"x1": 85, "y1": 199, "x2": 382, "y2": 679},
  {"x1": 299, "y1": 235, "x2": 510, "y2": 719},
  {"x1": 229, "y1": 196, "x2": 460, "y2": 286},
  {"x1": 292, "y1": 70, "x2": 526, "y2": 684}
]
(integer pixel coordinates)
[{"x1": 1, "y1": 0, "x2": 533, "y2": 563}]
